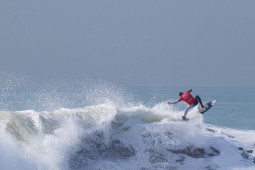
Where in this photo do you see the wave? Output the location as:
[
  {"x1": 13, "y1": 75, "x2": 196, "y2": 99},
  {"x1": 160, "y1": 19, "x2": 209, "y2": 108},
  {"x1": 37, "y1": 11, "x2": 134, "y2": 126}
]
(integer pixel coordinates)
[{"x1": 0, "y1": 103, "x2": 255, "y2": 170}]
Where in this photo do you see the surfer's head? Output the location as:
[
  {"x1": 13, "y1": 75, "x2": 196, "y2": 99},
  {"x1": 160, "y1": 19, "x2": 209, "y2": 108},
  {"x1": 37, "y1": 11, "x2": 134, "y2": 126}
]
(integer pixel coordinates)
[{"x1": 179, "y1": 92, "x2": 183, "y2": 96}]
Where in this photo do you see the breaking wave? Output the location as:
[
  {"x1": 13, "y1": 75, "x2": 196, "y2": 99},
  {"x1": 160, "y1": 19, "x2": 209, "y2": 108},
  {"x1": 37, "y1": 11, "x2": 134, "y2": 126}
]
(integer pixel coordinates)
[
  {"x1": 0, "y1": 79, "x2": 254, "y2": 169},
  {"x1": 0, "y1": 102, "x2": 255, "y2": 170}
]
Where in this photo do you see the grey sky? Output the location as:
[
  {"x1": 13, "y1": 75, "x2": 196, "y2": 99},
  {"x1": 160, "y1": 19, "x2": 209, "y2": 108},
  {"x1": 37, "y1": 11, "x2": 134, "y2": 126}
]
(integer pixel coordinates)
[{"x1": 0, "y1": 0, "x2": 254, "y2": 86}]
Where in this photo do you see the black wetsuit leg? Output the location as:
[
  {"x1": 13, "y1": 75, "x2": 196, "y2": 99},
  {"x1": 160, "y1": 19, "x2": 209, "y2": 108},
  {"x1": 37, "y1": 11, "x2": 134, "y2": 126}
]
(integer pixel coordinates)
[{"x1": 195, "y1": 95, "x2": 204, "y2": 107}]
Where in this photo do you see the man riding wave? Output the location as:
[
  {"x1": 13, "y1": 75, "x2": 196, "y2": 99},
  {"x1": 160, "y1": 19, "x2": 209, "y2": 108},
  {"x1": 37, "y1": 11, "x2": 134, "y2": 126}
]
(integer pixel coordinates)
[{"x1": 167, "y1": 89, "x2": 204, "y2": 120}]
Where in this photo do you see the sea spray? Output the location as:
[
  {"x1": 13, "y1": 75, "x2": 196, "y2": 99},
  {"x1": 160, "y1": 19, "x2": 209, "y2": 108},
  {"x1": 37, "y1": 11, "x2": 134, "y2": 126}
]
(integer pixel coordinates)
[
  {"x1": 0, "y1": 79, "x2": 254, "y2": 169},
  {"x1": 1, "y1": 102, "x2": 255, "y2": 169}
]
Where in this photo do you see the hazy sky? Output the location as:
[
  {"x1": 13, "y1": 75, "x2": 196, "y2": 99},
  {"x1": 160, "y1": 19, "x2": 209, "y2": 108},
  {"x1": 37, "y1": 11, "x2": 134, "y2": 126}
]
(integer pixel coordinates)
[{"x1": 0, "y1": 0, "x2": 254, "y2": 86}]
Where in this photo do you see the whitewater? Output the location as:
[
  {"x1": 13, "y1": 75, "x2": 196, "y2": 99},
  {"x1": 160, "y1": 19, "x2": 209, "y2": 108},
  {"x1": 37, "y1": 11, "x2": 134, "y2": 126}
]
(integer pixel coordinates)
[{"x1": 0, "y1": 83, "x2": 255, "y2": 170}]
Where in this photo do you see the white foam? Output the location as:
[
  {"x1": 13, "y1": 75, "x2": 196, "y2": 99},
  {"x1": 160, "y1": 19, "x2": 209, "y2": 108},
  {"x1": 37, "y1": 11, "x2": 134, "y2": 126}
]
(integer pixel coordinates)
[{"x1": 0, "y1": 103, "x2": 254, "y2": 169}]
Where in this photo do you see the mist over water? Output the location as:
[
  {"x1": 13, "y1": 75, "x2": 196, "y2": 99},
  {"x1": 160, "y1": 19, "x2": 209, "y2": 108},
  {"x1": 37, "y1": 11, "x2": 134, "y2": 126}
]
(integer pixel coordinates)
[
  {"x1": 1, "y1": 0, "x2": 254, "y2": 168},
  {"x1": 0, "y1": 75, "x2": 254, "y2": 169}
]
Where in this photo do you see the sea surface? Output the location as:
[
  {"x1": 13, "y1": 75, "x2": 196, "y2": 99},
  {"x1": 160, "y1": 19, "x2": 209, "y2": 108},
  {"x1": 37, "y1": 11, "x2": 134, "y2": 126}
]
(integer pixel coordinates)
[{"x1": 0, "y1": 81, "x2": 254, "y2": 170}]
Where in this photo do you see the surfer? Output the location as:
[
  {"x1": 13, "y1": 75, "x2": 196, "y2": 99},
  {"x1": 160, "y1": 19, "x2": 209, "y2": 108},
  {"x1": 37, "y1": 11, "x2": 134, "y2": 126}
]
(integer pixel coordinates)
[{"x1": 167, "y1": 89, "x2": 204, "y2": 120}]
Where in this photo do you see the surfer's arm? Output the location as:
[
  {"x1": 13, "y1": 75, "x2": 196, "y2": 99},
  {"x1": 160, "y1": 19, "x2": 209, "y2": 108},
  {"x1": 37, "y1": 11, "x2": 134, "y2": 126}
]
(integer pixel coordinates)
[
  {"x1": 167, "y1": 96, "x2": 183, "y2": 104},
  {"x1": 167, "y1": 98, "x2": 182, "y2": 104},
  {"x1": 167, "y1": 101, "x2": 179, "y2": 104}
]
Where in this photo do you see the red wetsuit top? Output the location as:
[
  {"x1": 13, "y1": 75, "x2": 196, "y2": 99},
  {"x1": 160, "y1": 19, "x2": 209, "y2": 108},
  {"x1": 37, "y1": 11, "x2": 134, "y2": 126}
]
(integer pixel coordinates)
[{"x1": 178, "y1": 90, "x2": 195, "y2": 105}]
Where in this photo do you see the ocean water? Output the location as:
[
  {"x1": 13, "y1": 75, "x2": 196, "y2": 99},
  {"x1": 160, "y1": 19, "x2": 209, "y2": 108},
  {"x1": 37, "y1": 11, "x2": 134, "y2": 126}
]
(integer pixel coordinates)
[
  {"x1": 127, "y1": 86, "x2": 255, "y2": 130},
  {"x1": 0, "y1": 81, "x2": 255, "y2": 170}
]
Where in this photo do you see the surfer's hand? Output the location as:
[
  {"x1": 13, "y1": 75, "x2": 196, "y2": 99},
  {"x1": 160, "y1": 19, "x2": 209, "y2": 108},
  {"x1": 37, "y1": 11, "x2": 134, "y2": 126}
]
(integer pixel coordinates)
[{"x1": 167, "y1": 102, "x2": 171, "y2": 104}]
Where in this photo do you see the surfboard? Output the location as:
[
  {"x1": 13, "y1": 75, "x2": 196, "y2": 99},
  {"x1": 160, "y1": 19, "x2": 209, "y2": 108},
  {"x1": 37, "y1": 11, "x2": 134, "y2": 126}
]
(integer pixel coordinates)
[
  {"x1": 185, "y1": 100, "x2": 216, "y2": 120},
  {"x1": 198, "y1": 100, "x2": 216, "y2": 114}
]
